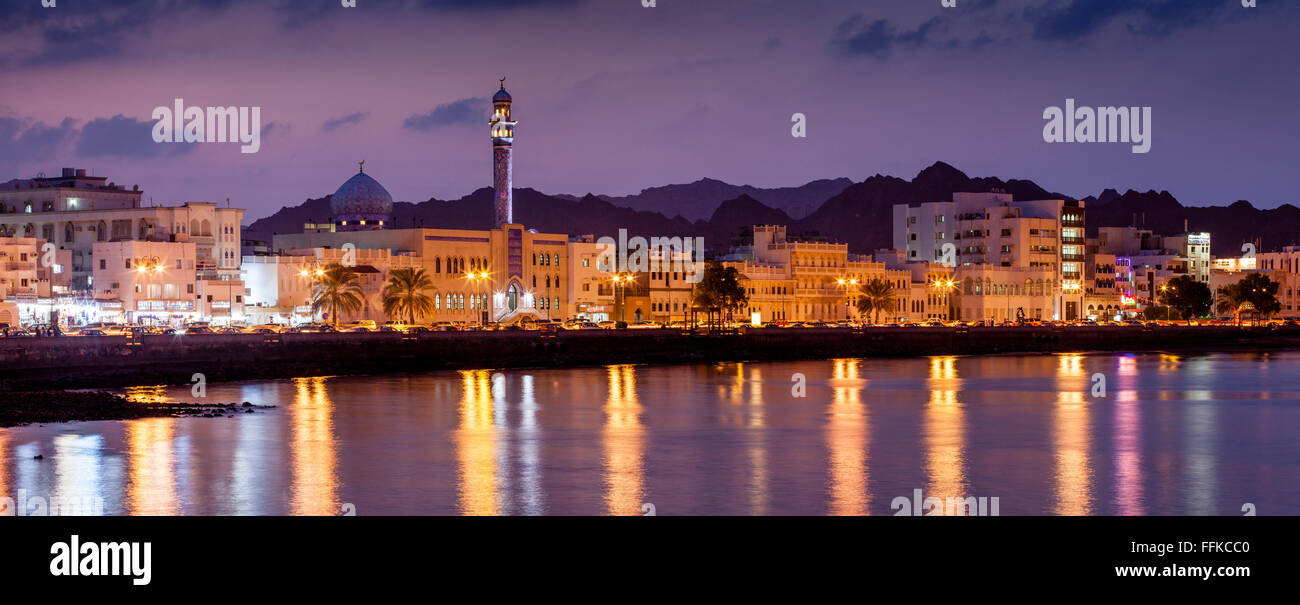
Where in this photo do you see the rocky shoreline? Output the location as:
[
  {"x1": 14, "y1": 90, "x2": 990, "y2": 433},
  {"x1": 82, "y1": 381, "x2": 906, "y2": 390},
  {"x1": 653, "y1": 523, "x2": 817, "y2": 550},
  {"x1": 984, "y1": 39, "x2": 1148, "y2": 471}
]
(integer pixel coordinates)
[{"x1": 0, "y1": 390, "x2": 273, "y2": 428}]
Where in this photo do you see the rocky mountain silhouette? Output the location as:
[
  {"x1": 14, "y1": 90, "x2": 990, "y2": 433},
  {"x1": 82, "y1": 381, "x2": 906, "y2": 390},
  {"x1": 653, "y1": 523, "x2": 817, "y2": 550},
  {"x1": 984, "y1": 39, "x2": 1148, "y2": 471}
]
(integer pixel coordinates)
[{"x1": 245, "y1": 162, "x2": 1294, "y2": 258}]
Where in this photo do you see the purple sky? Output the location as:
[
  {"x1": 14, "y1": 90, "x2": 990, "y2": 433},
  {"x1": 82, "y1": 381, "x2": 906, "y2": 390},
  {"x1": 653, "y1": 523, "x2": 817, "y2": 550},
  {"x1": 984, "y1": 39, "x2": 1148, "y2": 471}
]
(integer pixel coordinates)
[{"x1": 1, "y1": 0, "x2": 1297, "y2": 222}]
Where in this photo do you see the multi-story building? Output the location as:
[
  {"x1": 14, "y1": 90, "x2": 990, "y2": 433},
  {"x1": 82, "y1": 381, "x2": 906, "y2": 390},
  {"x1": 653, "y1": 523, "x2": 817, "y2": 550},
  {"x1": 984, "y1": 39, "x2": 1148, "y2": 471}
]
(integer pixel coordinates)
[
  {"x1": 565, "y1": 238, "x2": 613, "y2": 322},
  {"x1": 243, "y1": 248, "x2": 420, "y2": 325},
  {"x1": 894, "y1": 192, "x2": 1086, "y2": 320},
  {"x1": 1096, "y1": 227, "x2": 1210, "y2": 308},
  {"x1": 0, "y1": 236, "x2": 79, "y2": 325},
  {"x1": 0, "y1": 169, "x2": 243, "y2": 290},
  {"x1": 92, "y1": 240, "x2": 200, "y2": 325}
]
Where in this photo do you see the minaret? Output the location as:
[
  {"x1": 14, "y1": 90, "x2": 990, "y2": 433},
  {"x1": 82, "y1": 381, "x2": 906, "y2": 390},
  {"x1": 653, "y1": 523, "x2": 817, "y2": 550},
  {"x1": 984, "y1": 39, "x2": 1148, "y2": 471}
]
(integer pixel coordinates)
[{"x1": 490, "y1": 78, "x2": 517, "y2": 228}]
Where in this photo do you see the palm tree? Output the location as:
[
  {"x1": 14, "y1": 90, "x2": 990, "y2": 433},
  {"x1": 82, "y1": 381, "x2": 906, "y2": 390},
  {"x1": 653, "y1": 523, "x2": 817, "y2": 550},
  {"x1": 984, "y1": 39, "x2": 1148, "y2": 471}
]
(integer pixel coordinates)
[
  {"x1": 1215, "y1": 286, "x2": 1240, "y2": 323},
  {"x1": 311, "y1": 263, "x2": 366, "y2": 327},
  {"x1": 855, "y1": 278, "x2": 896, "y2": 325},
  {"x1": 382, "y1": 268, "x2": 437, "y2": 325}
]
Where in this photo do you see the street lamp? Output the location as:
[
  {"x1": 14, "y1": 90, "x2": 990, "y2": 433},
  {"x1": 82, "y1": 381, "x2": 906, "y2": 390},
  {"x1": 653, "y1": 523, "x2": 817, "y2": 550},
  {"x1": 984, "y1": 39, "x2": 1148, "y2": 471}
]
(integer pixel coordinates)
[
  {"x1": 466, "y1": 270, "x2": 493, "y2": 326},
  {"x1": 611, "y1": 272, "x2": 635, "y2": 324},
  {"x1": 836, "y1": 277, "x2": 858, "y2": 322},
  {"x1": 133, "y1": 255, "x2": 164, "y2": 326},
  {"x1": 298, "y1": 262, "x2": 327, "y2": 324},
  {"x1": 932, "y1": 278, "x2": 958, "y2": 323}
]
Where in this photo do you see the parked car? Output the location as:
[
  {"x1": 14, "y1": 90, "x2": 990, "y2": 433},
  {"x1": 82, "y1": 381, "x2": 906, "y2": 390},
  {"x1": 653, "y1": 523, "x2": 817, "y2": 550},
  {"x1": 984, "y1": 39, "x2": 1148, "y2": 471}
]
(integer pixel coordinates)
[{"x1": 185, "y1": 326, "x2": 215, "y2": 335}]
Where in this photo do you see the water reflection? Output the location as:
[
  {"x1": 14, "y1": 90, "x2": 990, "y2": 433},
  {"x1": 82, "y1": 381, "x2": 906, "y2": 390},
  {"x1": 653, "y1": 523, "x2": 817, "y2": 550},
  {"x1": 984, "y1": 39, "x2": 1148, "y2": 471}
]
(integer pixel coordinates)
[
  {"x1": 1113, "y1": 356, "x2": 1145, "y2": 515},
  {"x1": 924, "y1": 356, "x2": 966, "y2": 509},
  {"x1": 290, "y1": 377, "x2": 339, "y2": 516},
  {"x1": 827, "y1": 359, "x2": 869, "y2": 515},
  {"x1": 456, "y1": 370, "x2": 499, "y2": 515},
  {"x1": 1, "y1": 351, "x2": 1293, "y2": 515},
  {"x1": 603, "y1": 364, "x2": 645, "y2": 515},
  {"x1": 0, "y1": 432, "x2": 8, "y2": 506},
  {"x1": 518, "y1": 374, "x2": 544, "y2": 515},
  {"x1": 1053, "y1": 355, "x2": 1092, "y2": 515},
  {"x1": 126, "y1": 418, "x2": 178, "y2": 515},
  {"x1": 124, "y1": 385, "x2": 171, "y2": 404}
]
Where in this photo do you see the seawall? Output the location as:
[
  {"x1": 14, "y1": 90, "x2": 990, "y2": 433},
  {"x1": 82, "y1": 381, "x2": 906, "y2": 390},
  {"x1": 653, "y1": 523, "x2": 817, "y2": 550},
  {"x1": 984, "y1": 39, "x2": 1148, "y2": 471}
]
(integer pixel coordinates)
[{"x1": 1, "y1": 325, "x2": 1296, "y2": 391}]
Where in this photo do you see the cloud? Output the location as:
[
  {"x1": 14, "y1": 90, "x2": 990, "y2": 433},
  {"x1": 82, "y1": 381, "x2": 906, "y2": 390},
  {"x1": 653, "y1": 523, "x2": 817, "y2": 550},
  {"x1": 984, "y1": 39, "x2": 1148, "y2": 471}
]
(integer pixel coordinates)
[
  {"x1": 261, "y1": 121, "x2": 290, "y2": 139},
  {"x1": 322, "y1": 112, "x2": 369, "y2": 132},
  {"x1": 0, "y1": 117, "x2": 79, "y2": 169},
  {"x1": 830, "y1": 15, "x2": 945, "y2": 59},
  {"x1": 76, "y1": 115, "x2": 194, "y2": 158},
  {"x1": 1026, "y1": 0, "x2": 1234, "y2": 41},
  {"x1": 402, "y1": 97, "x2": 487, "y2": 132}
]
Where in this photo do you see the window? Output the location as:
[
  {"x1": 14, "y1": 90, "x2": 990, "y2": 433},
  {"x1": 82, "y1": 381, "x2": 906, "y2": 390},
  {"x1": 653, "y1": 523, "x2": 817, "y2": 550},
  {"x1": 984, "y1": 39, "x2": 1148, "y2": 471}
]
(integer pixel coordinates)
[{"x1": 100, "y1": 259, "x2": 106, "y2": 270}]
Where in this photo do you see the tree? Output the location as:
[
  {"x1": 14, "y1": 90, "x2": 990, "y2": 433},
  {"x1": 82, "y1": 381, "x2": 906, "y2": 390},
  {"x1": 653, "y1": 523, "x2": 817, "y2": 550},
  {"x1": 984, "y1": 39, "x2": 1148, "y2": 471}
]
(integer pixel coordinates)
[
  {"x1": 1156, "y1": 275, "x2": 1212, "y2": 324},
  {"x1": 382, "y1": 268, "x2": 436, "y2": 325},
  {"x1": 855, "y1": 278, "x2": 896, "y2": 325},
  {"x1": 1142, "y1": 305, "x2": 1171, "y2": 321},
  {"x1": 691, "y1": 261, "x2": 749, "y2": 330},
  {"x1": 1216, "y1": 272, "x2": 1281, "y2": 323},
  {"x1": 311, "y1": 263, "x2": 366, "y2": 327}
]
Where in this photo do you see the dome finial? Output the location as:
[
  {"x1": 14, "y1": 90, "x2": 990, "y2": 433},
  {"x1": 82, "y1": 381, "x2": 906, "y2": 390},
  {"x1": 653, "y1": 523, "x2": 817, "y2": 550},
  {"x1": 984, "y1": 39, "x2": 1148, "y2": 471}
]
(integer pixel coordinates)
[
  {"x1": 500, "y1": 77, "x2": 506, "y2": 90},
  {"x1": 358, "y1": 159, "x2": 365, "y2": 174}
]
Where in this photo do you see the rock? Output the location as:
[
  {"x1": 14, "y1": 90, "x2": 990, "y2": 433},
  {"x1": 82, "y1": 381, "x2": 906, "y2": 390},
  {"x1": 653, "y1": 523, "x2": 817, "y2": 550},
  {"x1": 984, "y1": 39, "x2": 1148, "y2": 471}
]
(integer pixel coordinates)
[
  {"x1": 244, "y1": 409, "x2": 254, "y2": 414},
  {"x1": 242, "y1": 402, "x2": 252, "y2": 407},
  {"x1": 33, "y1": 454, "x2": 43, "y2": 460}
]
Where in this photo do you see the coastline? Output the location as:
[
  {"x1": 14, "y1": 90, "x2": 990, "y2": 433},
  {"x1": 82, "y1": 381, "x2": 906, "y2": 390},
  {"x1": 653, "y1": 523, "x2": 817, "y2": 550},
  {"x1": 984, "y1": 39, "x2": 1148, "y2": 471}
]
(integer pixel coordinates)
[
  {"x1": 2, "y1": 325, "x2": 1298, "y2": 394},
  {"x1": 0, "y1": 391, "x2": 270, "y2": 428}
]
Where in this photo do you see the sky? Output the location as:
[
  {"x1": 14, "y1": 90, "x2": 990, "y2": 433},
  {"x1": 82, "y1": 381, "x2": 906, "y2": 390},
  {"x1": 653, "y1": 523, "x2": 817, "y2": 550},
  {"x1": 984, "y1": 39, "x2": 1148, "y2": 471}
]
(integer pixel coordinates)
[{"x1": 0, "y1": 0, "x2": 1297, "y2": 222}]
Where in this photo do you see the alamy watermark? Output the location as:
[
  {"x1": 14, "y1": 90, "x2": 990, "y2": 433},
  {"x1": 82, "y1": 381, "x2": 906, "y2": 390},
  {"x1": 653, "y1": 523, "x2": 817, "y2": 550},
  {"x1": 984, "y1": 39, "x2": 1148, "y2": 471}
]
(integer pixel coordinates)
[
  {"x1": 152, "y1": 99, "x2": 261, "y2": 154},
  {"x1": 892, "y1": 488, "x2": 1000, "y2": 516},
  {"x1": 596, "y1": 229, "x2": 705, "y2": 283},
  {"x1": 2, "y1": 490, "x2": 104, "y2": 516},
  {"x1": 1043, "y1": 99, "x2": 1151, "y2": 154}
]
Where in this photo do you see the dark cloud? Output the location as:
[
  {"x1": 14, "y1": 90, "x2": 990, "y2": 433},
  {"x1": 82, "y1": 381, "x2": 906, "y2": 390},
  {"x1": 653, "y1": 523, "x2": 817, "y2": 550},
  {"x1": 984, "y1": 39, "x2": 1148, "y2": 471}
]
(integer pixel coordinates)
[
  {"x1": 0, "y1": 0, "x2": 236, "y2": 65},
  {"x1": 1, "y1": 0, "x2": 576, "y2": 62},
  {"x1": 1027, "y1": 0, "x2": 1234, "y2": 41},
  {"x1": 322, "y1": 112, "x2": 369, "y2": 132},
  {"x1": 76, "y1": 115, "x2": 195, "y2": 158},
  {"x1": 261, "y1": 121, "x2": 290, "y2": 138},
  {"x1": 830, "y1": 15, "x2": 945, "y2": 59},
  {"x1": 0, "y1": 117, "x2": 79, "y2": 168},
  {"x1": 402, "y1": 98, "x2": 487, "y2": 132}
]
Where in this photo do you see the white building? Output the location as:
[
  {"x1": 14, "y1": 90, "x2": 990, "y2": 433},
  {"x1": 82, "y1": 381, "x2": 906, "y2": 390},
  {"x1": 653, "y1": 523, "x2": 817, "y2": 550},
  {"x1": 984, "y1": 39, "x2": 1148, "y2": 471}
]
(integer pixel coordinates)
[
  {"x1": 0, "y1": 169, "x2": 242, "y2": 290},
  {"x1": 243, "y1": 247, "x2": 422, "y2": 325},
  {"x1": 894, "y1": 192, "x2": 1086, "y2": 319},
  {"x1": 92, "y1": 240, "x2": 200, "y2": 325}
]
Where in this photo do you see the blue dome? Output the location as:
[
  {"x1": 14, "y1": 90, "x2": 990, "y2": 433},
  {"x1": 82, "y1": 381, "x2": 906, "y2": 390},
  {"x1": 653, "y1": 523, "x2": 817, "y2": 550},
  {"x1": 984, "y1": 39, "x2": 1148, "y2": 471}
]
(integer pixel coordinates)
[
  {"x1": 493, "y1": 88, "x2": 512, "y2": 102},
  {"x1": 330, "y1": 171, "x2": 393, "y2": 217}
]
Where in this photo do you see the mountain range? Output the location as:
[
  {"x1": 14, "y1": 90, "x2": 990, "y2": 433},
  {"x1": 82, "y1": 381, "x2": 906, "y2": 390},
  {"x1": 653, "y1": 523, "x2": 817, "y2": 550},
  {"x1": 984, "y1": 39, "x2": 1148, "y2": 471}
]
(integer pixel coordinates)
[{"x1": 245, "y1": 162, "x2": 1300, "y2": 258}]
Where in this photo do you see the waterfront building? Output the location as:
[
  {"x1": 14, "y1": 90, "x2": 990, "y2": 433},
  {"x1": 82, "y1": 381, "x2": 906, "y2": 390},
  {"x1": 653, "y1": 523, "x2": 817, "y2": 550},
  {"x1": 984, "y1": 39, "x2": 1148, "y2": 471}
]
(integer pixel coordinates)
[
  {"x1": 92, "y1": 240, "x2": 200, "y2": 325},
  {"x1": 1096, "y1": 227, "x2": 1210, "y2": 308},
  {"x1": 0, "y1": 235, "x2": 74, "y2": 325},
  {"x1": 272, "y1": 81, "x2": 568, "y2": 324},
  {"x1": 893, "y1": 192, "x2": 1086, "y2": 320},
  {"x1": 243, "y1": 247, "x2": 421, "y2": 325},
  {"x1": 0, "y1": 169, "x2": 243, "y2": 291},
  {"x1": 565, "y1": 237, "x2": 614, "y2": 322},
  {"x1": 1212, "y1": 246, "x2": 1300, "y2": 319}
]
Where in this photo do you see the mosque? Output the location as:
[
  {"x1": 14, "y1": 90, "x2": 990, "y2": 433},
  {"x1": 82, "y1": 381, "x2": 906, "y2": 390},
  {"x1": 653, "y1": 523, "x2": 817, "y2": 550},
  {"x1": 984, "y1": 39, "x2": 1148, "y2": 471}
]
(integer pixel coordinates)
[{"x1": 268, "y1": 81, "x2": 573, "y2": 325}]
